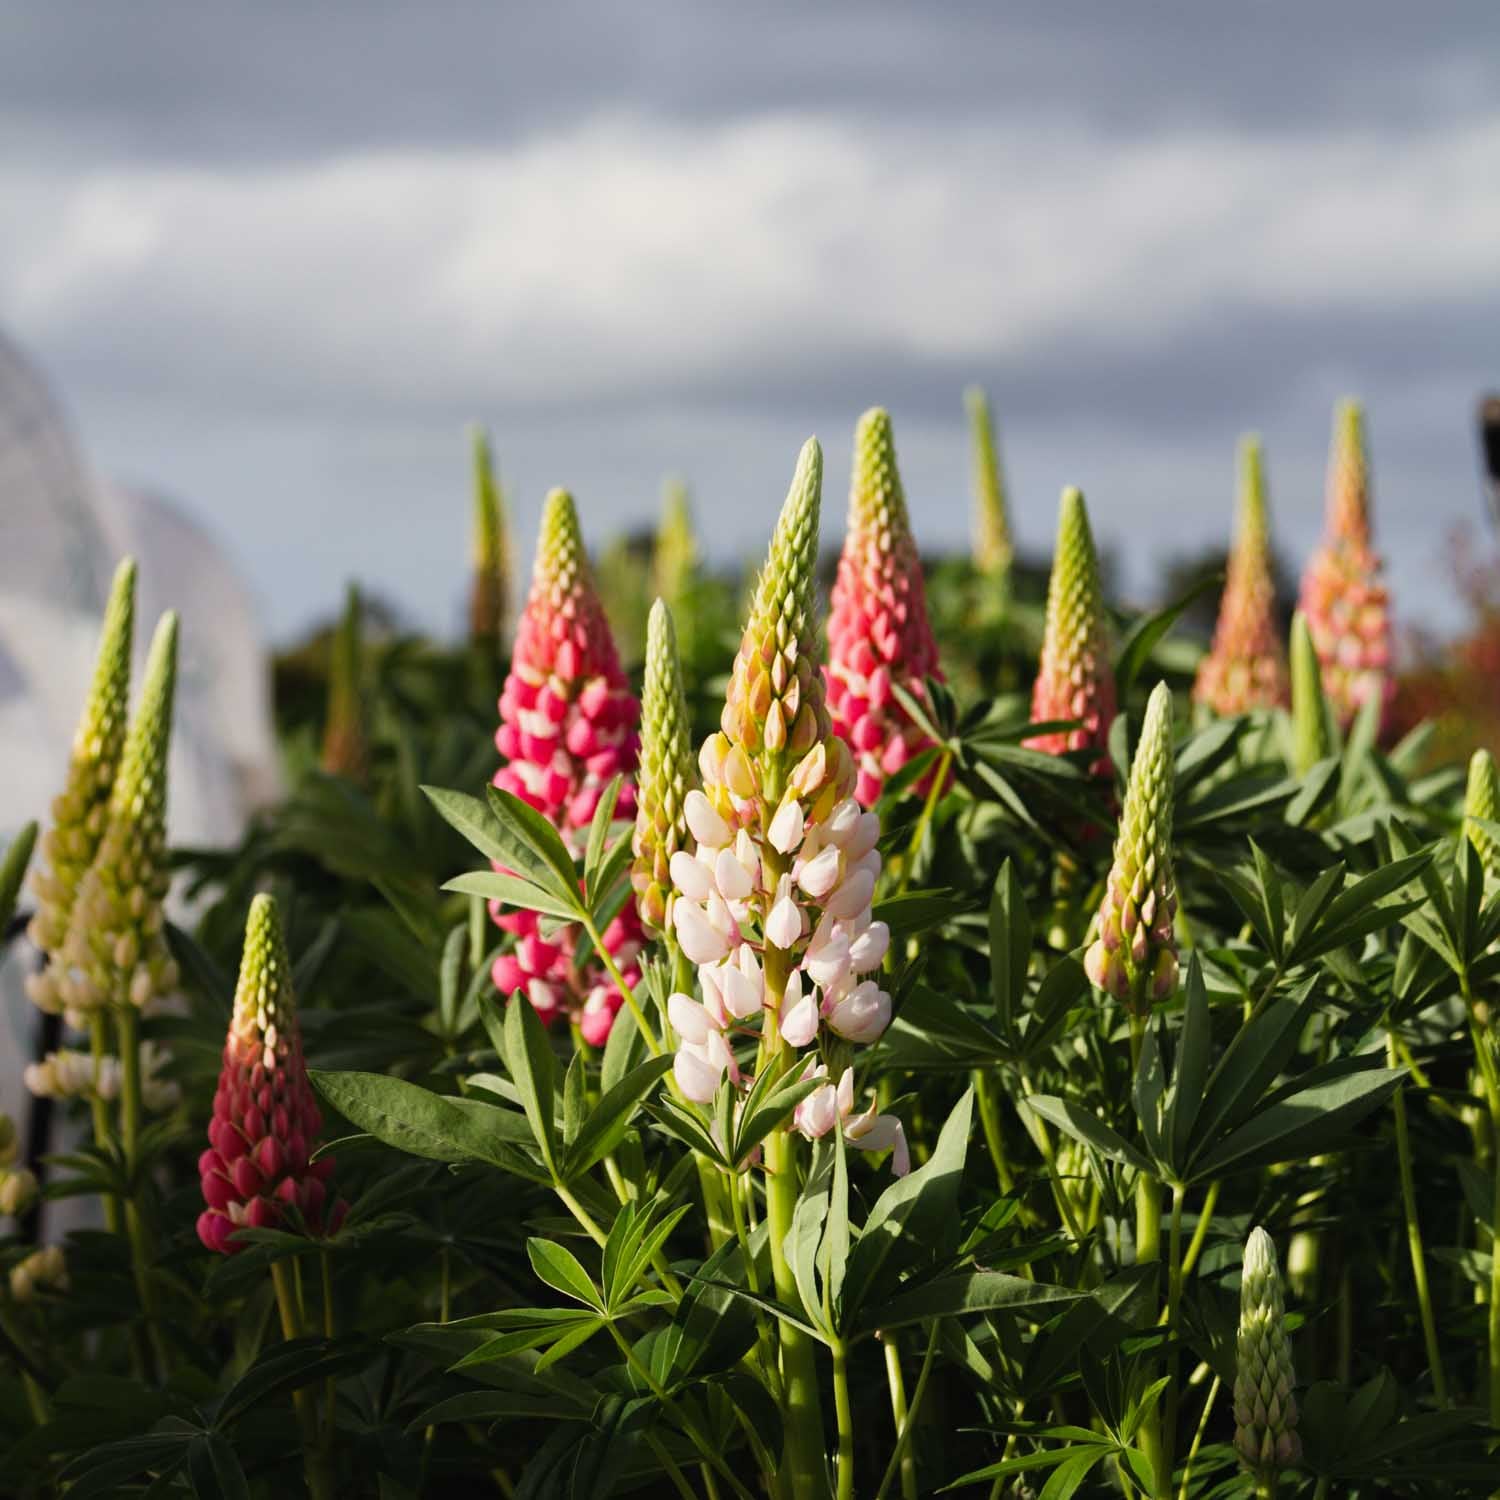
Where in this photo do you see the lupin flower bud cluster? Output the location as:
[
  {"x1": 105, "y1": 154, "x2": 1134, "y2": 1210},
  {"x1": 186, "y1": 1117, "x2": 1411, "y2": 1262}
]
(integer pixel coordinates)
[
  {"x1": 632, "y1": 600, "x2": 695, "y2": 936},
  {"x1": 0, "y1": 1115, "x2": 37, "y2": 1219},
  {"x1": 320, "y1": 584, "x2": 369, "y2": 782},
  {"x1": 25, "y1": 1042, "x2": 179, "y2": 1113},
  {"x1": 1464, "y1": 748, "x2": 1500, "y2": 881},
  {"x1": 1233, "y1": 1227, "x2": 1302, "y2": 1474},
  {"x1": 469, "y1": 427, "x2": 514, "y2": 646},
  {"x1": 966, "y1": 386, "x2": 1015, "y2": 586},
  {"x1": 198, "y1": 895, "x2": 345, "y2": 1255},
  {"x1": 1297, "y1": 400, "x2": 1393, "y2": 729},
  {"x1": 9, "y1": 1245, "x2": 66, "y2": 1303},
  {"x1": 666, "y1": 439, "x2": 907, "y2": 1172},
  {"x1": 490, "y1": 489, "x2": 643, "y2": 1043},
  {"x1": 49, "y1": 613, "x2": 182, "y2": 1021},
  {"x1": 1084, "y1": 682, "x2": 1178, "y2": 1006},
  {"x1": 25, "y1": 558, "x2": 136, "y2": 1011},
  {"x1": 1027, "y1": 488, "x2": 1116, "y2": 777},
  {"x1": 1194, "y1": 437, "x2": 1290, "y2": 714},
  {"x1": 825, "y1": 408, "x2": 944, "y2": 807},
  {"x1": 1289, "y1": 611, "x2": 1334, "y2": 776}
]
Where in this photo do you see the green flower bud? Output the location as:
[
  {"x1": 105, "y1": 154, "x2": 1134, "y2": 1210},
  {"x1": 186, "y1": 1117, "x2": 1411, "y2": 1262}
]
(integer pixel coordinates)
[
  {"x1": 1289, "y1": 610, "x2": 1334, "y2": 775},
  {"x1": 1464, "y1": 748, "x2": 1500, "y2": 881},
  {"x1": 321, "y1": 583, "x2": 368, "y2": 783},
  {"x1": 1234, "y1": 1226, "x2": 1301, "y2": 1474},
  {"x1": 966, "y1": 385, "x2": 1014, "y2": 589},
  {"x1": 469, "y1": 426, "x2": 513, "y2": 647}
]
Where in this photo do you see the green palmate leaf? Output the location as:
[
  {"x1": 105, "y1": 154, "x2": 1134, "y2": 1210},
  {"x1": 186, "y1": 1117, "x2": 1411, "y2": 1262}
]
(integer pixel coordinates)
[
  {"x1": 561, "y1": 1051, "x2": 587, "y2": 1147},
  {"x1": 1190, "y1": 1061, "x2": 1405, "y2": 1180},
  {"x1": 789, "y1": 1143, "x2": 835, "y2": 1337},
  {"x1": 872, "y1": 888, "x2": 965, "y2": 940},
  {"x1": 586, "y1": 836, "x2": 636, "y2": 931},
  {"x1": 443, "y1": 869, "x2": 582, "y2": 924},
  {"x1": 989, "y1": 858, "x2": 1030, "y2": 1039},
  {"x1": 607, "y1": 1204, "x2": 691, "y2": 1315},
  {"x1": 583, "y1": 773, "x2": 623, "y2": 901},
  {"x1": 422, "y1": 783, "x2": 548, "y2": 882},
  {"x1": 1115, "y1": 570, "x2": 1221, "y2": 700},
  {"x1": 1288, "y1": 849, "x2": 1433, "y2": 963},
  {"x1": 1165, "y1": 956, "x2": 1213, "y2": 1171},
  {"x1": 309, "y1": 1069, "x2": 533, "y2": 1167},
  {"x1": 940, "y1": 1447, "x2": 1094, "y2": 1493},
  {"x1": 59, "y1": 1437, "x2": 194, "y2": 1500},
  {"x1": 858, "y1": 1270, "x2": 1078, "y2": 1336},
  {"x1": 496, "y1": 990, "x2": 559, "y2": 1173},
  {"x1": 1024, "y1": 1096, "x2": 1152, "y2": 1175},
  {"x1": 527, "y1": 1239, "x2": 605, "y2": 1311},
  {"x1": 1132, "y1": 1024, "x2": 1167, "y2": 1164},
  {"x1": 1021, "y1": 1265, "x2": 1157, "y2": 1400},
  {"x1": 412, "y1": 1388, "x2": 595, "y2": 1429},
  {"x1": 216, "y1": 1337, "x2": 372, "y2": 1427},
  {"x1": 437, "y1": 923, "x2": 466, "y2": 1036},
  {"x1": 486, "y1": 784, "x2": 582, "y2": 897},
  {"x1": 562, "y1": 1054, "x2": 674, "y2": 1182},
  {"x1": 601, "y1": 1001, "x2": 647, "y2": 1093},
  {"x1": 187, "y1": 1434, "x2": 250, "y2": 1500},
  {"x1": 882, "y1": 986, "x2": 1007, "y2": 1070},
  {"x1": 823, "y1": 1131, "x2": 851, "y2": 1321},
  {"x1": 841, "y1": 1087, "x2": 974, "y2": 1319},
  {"x1": 1248, "y1": 840, "x2": 1286, "y2": 962},
  {"x1": 732, "y1": 1071, "x2": 823, "y2": 1167}
]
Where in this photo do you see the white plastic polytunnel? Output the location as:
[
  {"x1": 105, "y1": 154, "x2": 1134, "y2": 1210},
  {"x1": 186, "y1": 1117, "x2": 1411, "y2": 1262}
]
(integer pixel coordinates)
[{"x1": 0, "y1": 331, "x2": 282, "y2": 1125}]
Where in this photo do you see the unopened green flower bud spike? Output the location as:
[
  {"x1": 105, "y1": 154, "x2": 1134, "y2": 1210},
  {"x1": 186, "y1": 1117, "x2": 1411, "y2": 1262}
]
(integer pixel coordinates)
[
  {"x1": 321, "y1": 583, "x2": 368, "y2": 783},
  {"x1": 469, "y1": 426, "x2": 513, "y2": 647},
  {"x1": 1084, "y1": 681, "x2": 1178, "y2": 1009},
  {"x1": 1289, "y1": 610, "x2": 1334, "y2": 777},
  {"x1": 967, "y1": 385, "x2": 1014, "y2": 596},
  {"x1": 1233, "y1": 1227, "x2": 1301, "y2": 1485},
  {"x1": 1464, "y1": 748, "x2": 1500, "y2": 883}
]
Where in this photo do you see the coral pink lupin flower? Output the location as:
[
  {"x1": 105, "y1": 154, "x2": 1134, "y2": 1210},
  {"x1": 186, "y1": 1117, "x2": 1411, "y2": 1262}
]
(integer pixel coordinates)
[
  {"x1": 1027, "y1": 488, "x2": 1116, "y2": 777},
  {"x1": 826, "y1": 408, "x2": 943, "y2": 807},
  {"x1": 490, "y1": 489, "x2": 643, "y2": 1044},
  {"x1": 1297, "y1": 400, "x2": 1393, "y2": 730},
  {"x1": 198, "y1": 895, "x2": 345, "y2": 1254}
]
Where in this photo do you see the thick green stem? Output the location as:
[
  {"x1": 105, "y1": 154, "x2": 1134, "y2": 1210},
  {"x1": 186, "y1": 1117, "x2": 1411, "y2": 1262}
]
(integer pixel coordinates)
[
  {"x1": 1386, "y1": 1032, "x2": 1447, "y2": 1405},
  {"x1": 894, "y1": 748, "x2": 951, "y2": 896},
  {"x1": 1178, "y1": 1181, "x2": 1218, "y2": 1279},
  {"x1": 974, "y1": 1070, "x2": 1015, "y2": 1195},
  {"x1": 882, "y1": 1337, "x2": 917, "y2": 1500},
  {"x1": 1130, "y1": 1018, "x2": 1165, "y2": 1496},
  {"x1": 115, "y1": 1005, "x2": 165, "y2": 1377},
  {"x1": 1160, "y1": 1184, "x2": 1187, "y2": 1494},
  {"x1": 765, "y1": 1123, "x2": 826, "y2": 1499},
  {"x1": 1175, "y1": 1374, "x2": 1219, "y2": 1500},
  {"x1": 831, "y1": 1339, "x2": 854, "y2": 1500},
  {"x1": 271, "y1": 1261, "x2": 334, "y2": 1500},
  {"x1": 874, "y1": 1322, "x2": 939, "y2": 1500},
  {"x1": 1465, "y1": 992, "x2": 1500, "y2": 1424},
  {"x1": 583, "y1": 915, "x2": 662, "y2": 1054},
  {"x1": 88, "y1": 1014, "x2": 124, "y2": 1236}
]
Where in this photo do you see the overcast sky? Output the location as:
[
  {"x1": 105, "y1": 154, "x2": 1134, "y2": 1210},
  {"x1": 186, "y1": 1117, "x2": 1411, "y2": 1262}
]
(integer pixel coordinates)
[{"x1": 3, "y1": 3, "x2": 1497, "y2": 643}]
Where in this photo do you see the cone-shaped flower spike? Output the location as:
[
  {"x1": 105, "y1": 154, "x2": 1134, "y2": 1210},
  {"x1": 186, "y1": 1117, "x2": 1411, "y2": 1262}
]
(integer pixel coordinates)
[
  {"x1": 967, "y1": 386, "x2": 1014, "y2": 585},
  {"x1": 320, "y1": 583, "x2": 368, "y2": 782},
  {"x1": 632, "y1": 600, "x2": 695, "y2": 936},
  {"x1": 1233, "y1": 1226, "x2": 1301, "y2": 1474},
  {"x1": 53, "y1": 613, "x2": 181, "y2": 1020},
  {"x1": 652, "y1": 479, "x2": 699, "y2": 614},
  {"x1": 1297, "y1": 400, "x2": 1393, "y2": 729},
  {"x1": 826, "y1": 408, "x2": 944, "y2": 806},
  {"x1": 668, "y1": 439, "x2": 905, "y2": 1169},
  {"x1": 26, "y1": 559, "x2": 136, "y2": 1012},
  {"x1": 490, "y1": 489, "x2": 643, "y2": 1043},
  {"x1": 469, "y1": 427, "x2": 513, "y2": 647},
  {"x1": 1084, "y1": 682, "x2": 1178, "y2": 1008},
  {"x1": 1027, "y1": 488, "x2": 1116, "y2": 777},
  {"x1": 1194, "y1": 437, "x2": 1289, "y2": 714},
  {"x1": 198, "y1": 895, "x2": 344, "y2": 1254},
  {"x1": 1289, "y1": 611, "x2": 1334, "y2": 776},
  {"x1": 1464, "y1": 748, "x2": 1500, "y2": 881}
]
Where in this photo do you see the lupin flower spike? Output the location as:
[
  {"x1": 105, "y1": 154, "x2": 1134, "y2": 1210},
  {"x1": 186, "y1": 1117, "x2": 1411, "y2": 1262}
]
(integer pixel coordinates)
[
  {"x1": 1289, "y1": 611, "x2": 1334, "y2": 776},
  {"x1": 53, "y1": 612, "x2": 181, "y2": 1020},
  {"x1": 198, "y1": 894, "x2": 345, "y2": 1254},
  {"x1": 469, "y1": 426, "x2": 513, "y2": 647},
  {"x1": 633, "y1": 600, "x2": 695, "y2": 937},
  {"x1": 1233, "y1": 1226, "x2": 1302, "y2": 1474},
  {"x1": 1027, "y1": 488, "x2": 1116, "y2": 776},
  {"x1": 321, "y1": 583, "x2": 368, "y2": 782},
  {"x1": 1464, "y1": 748, "x2": 1500, "y2": 881},
  {"x1": 26, "y1": 558, "x2": 136, "y2": 1011},
  {"x1": 1297, "y1": 399, "x2": 1393, "y2": 729},
  {"x1": 966, "y1": 386, "x2": 1014, "y2": 586},
  {"x1": 490, "y1": 489, "x2": 643, "y2": 1044},
  {"x1": 1084, "y1": 682, "x2": 1178, "y2": 1008},
  {"x1": 652, "y1": 479, "x2": 699, "y2": 613},
  {"x1": 0, "y1": 1113, "x2": 38, "y2": 1219},
  {"x1": 826, "y1": 408, "x2": 944, "y2": 807},
  {"x1": 668, "y1": 438, "x2": 906, "y2": 1172},
  {"x1": 1194, "y1": 437, "x2": 1289, "y2": 714}
]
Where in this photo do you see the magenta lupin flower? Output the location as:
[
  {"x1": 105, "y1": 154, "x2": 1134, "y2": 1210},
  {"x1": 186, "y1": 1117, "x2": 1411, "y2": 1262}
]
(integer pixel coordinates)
[
  {"x1": 1027, "y1": 488, "x2": 1116, "y2": 777},
  {"x1": 825, "y1": 408, "x2": 943, "y2": 807},
  {"x1": 198, "y1": 895, "x2": 345, "y2": 1255},
  {"x1": 1297, "y1": 400, "x2": 1393, "y2": 729},
  {"x1": 1194, "y1": 437, "x2": 1289, "y2": 715},
  {"x1": 490, "y1": 489, "x2": 643, "y2": 1044}
]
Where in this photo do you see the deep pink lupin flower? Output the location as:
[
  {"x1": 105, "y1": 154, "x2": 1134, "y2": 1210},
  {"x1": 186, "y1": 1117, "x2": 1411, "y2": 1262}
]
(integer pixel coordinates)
[
  {"x1": 1027, "y1": 488, "x2": 1116, "y2": 778},
  {"x1": 1297, "y1": 400, "x2": 1393, "y2": 729},
  {"x1": 198, "y1": 895, "x2": 344, "y2": 1255},
  {"x1": 826, "y1": 408, "x2": 943, "y2": 807},
  {"x1": 490, "y1": 489, "x2": 643, "y2": 1044}
]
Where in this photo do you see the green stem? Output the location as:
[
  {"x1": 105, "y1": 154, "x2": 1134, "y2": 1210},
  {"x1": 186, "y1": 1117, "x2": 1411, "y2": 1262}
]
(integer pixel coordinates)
[
  {"x1": 115, "y1": 1005, "x2": 165, "y2": 1378},
  {"x1": 0, "y1": 1302, "x2": 50, "y2": 1422},
  {"x1": 883, "y1": 1336, "x2": 917, "y2": 1500},
  {"x1": 873, "y1": 1322, "x2": 939, "y2": 1500},
  {"x1": 1017, "y1": 1073, "x2": 1084, "y2": 1241},
  {"x1": 1178, "y1": 1181, "x2": 1218, "y2": 1279},
  {"x1": 974, "y1": 1069, "x2": 1015, "y2": 1196},
  {"x1": 1160, "y1": 1184, "x2": 1187, "y2": 1494},
  {"x1": 643, "y1": 1433, "x2": 699, "y2": 1500},
  {"x1": 272, "y1": 1261, "x2": 334, "y2": 1500},
  {"x1": 583, "y1": 916, "x2": 662, "y2": 1055},
  {"x1": 88, "y1": 1013, "x2": 124, "y2": 1236},
  {"x1": 894, "y1": 748, "x2": 952, "y2": 897},
  {"x1": 1175, "y1": 1374, "x2": 1219, "y2": 1500},
  {"x1": 1386, "y1": 1031, "x2": 1447, "y2": 1405},
  {"x1": 1129, "y1": 1019, "x2": 1165, "y2": 1497},
  {"x1": 1465, "y1": 992, "x2": 1500, "y2": 1425},
  {"x1": 831, "y1": 1339, "x2": 854, "y2": 1500},
  {"x1": 764, "y1": 1122, "x2": 826, "y2": 1499}
]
